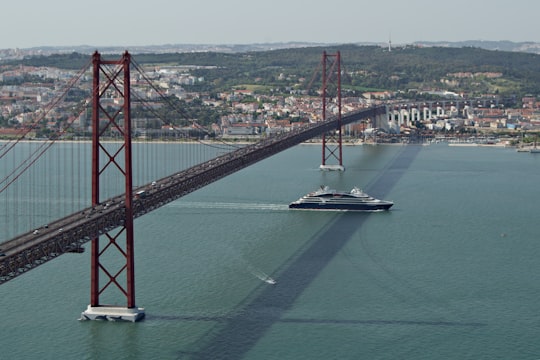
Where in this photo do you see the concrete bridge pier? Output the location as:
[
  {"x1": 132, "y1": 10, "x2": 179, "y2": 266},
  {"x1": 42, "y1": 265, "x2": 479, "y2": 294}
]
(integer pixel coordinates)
[
  {"x1": 374, "y1": 113, "x2": 388, "y2": 132},
  {"x1": 400, "y1": 109, "x2": 410, "y2": 127},
  {"x1": 436, "y1": 106, "x2": 444, "y2": 117},
  {"x1": 423, "y1": 107, "x2": 432, "y2": 120},
  {"x1": 411, "y1": 107, "x2": 420, "y2": 122},
  {"x1": 385, "y1": 106, "x2": 399, "y2": 133}
]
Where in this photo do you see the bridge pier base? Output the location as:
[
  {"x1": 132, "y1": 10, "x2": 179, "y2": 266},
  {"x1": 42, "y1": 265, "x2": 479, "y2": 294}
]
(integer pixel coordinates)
[
  {"x1": 80, "y1": 305, "x2": 145, "y2": 322},
  {"x1": 319, "y1": 164, "x2": 345, "y2": 171}
]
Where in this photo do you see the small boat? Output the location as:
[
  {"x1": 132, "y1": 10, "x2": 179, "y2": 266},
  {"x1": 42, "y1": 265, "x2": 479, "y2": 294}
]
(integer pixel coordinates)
[{"x1": 289, "y1": 186, "x2": 393, "y2": 212}]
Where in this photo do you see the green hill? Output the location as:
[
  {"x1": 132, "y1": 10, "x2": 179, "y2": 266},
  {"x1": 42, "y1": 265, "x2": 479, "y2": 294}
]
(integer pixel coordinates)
[{"x1": 8, "y1": 44, "x2": 540, "y2": 100}]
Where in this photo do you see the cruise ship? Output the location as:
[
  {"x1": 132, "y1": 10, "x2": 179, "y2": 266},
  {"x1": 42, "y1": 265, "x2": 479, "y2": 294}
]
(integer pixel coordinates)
[{"x1": 289, "y1": 186, "x2": 393, "y2": 211}]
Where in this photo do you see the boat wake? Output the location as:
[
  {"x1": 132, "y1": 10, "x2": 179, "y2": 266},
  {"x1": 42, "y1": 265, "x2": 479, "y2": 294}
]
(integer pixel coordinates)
[
  {"x1": 247, "y1": 266, "x2": 277, "y2": 285},
  {"x1": 170, "y1": 201, "x2": 288, "y2": 212}
]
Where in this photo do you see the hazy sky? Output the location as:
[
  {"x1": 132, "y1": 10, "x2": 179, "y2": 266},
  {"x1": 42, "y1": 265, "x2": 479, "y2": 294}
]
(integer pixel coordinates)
[{"x1": 2, "y1": 0, "x2": 539, "y2": 49}]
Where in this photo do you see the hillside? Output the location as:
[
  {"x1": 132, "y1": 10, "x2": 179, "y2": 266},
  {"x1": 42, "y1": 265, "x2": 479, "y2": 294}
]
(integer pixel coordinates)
[{"x1": 6, "y1": 44, "x2": 540, "y2": 99}]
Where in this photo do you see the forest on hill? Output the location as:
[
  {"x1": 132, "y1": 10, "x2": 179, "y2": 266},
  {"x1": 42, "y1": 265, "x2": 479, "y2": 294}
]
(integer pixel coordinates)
[{"x1": 7, "y1": 44, "x2": 540, "y2": 100}]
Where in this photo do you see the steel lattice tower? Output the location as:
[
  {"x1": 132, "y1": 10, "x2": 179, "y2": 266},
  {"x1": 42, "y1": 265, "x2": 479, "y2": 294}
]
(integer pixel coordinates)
[
  {"x1": 320, "y1": 51, "x2": 344, "y2": 171},
  {"x1": 81, "y1": 51, "x2": 144, "y2": 322}
]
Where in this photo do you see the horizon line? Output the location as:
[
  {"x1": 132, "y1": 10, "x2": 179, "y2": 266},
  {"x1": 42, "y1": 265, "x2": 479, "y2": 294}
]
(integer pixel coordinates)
[{"x1": 2, "y1": 39, "x2": 540, "y2": 52}]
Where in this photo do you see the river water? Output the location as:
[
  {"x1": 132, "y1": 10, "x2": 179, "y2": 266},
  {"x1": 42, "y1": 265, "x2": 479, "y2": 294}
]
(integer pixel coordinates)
[{"x1": 1, "y1": 142, "x2": 540, "y2": 359}]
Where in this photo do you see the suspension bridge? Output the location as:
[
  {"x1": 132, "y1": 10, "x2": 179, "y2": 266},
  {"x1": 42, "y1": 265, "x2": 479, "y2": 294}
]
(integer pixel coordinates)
[{"x1": 0, "y1": 51, "x2": 386, "y2": 321}]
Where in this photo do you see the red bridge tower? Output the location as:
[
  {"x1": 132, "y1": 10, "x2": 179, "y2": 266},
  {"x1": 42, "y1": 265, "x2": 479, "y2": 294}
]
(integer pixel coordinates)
[
  {"x1": 81, "y1": 51, "x2": 144, "y2": 322},
  {"x1": 320, "y1": 51, "x2": 344, "y2": 171}
]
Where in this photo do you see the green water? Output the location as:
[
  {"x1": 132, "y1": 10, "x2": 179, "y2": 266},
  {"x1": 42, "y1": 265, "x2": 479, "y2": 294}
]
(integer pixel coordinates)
[{"x1": 1, "y1": 143, "x2": 540, "y2": 359}]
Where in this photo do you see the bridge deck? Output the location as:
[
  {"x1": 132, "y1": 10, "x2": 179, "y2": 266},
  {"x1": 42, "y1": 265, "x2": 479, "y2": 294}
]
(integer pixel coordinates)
[{"x1": 0, "y1": 106, "x2": 384, "y2": 284}]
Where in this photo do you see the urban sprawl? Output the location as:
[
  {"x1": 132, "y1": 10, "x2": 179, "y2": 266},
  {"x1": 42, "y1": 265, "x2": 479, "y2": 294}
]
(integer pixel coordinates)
[{"x1": 1, "y1": 61, "x2": 540, "y2": 145}]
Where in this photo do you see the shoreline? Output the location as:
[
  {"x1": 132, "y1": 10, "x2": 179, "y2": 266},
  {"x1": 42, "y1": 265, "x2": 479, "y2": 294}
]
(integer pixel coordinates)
[{"x1": 0, "y1": 139, "x2": 516, "y2": 149}]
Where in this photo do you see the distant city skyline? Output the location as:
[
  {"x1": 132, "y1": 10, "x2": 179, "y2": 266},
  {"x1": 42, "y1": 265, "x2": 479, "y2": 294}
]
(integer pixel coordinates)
[{"x1": 2, "y1": 0, "x2": 539, "y2": 49}]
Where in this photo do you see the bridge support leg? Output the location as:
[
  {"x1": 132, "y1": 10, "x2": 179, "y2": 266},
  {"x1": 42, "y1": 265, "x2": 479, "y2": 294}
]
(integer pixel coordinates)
[
  {"x1": 319, "y1": 51, "x2": 344, "y2": 171},
  {"x1": 81, "y1": 51, "x2": 144, "y2": 322}
]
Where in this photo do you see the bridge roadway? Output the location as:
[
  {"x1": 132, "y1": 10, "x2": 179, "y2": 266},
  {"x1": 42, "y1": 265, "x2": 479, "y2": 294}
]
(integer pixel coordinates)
[{"x1": 0, "y1": 106, "x2": 385, "y2": 284}]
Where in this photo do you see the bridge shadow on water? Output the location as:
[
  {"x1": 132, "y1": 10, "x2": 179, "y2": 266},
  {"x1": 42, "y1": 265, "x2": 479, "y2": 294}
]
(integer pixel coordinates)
[{"x1": 171, "y1": 145, "x2": 483, "y2": 359}]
